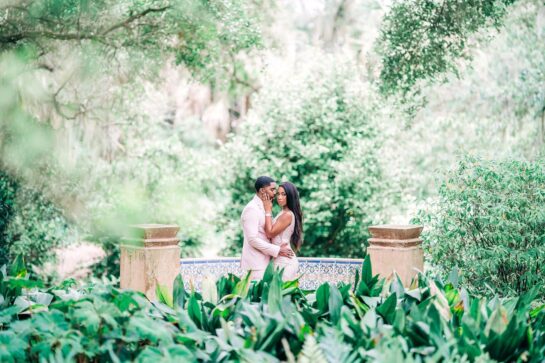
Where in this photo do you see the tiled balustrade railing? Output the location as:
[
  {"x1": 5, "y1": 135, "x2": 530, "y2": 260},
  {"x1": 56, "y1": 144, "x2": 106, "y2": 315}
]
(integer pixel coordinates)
[
  {"x1": 179, "y1": 257, "x2": 364, "y2": 290},
  {"x1": 120, "y1": 224, "x2": 423, "y2": 300}
]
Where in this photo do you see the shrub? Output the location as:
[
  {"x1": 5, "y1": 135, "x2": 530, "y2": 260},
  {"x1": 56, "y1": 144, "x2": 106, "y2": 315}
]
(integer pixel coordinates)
[
  {"x1": 220, "y1": 54, "x2": 386, "y2": 258},
  {"x1": 0, "y1": 170, "x2": 17, "y2": 266},
  {"x1": 415, "y1": 156, "x2": 545, "y2": 297},
  {"x1": 0, "y1": 170, "x2": 76, "y2": 271}
]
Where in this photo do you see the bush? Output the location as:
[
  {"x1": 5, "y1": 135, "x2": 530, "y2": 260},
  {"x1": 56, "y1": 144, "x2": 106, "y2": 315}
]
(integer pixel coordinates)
[
  {"x1": 415, "y1": 156, "x2": 545, "y2": 297},
  {"x1": 221, "y1": 54, "x2": 385, "y2": 258},
  {"x1": 0, "y1": 169, "x2": 76, "y2": 271},
  {"x1": 0, "y1": 170, "x2": 17, "y2": 267}
]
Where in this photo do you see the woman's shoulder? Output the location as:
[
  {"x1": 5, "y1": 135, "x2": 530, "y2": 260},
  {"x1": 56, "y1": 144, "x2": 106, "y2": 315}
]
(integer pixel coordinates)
[{"x1": 277, "y1": 210, "x2": 294, "y2": 223}]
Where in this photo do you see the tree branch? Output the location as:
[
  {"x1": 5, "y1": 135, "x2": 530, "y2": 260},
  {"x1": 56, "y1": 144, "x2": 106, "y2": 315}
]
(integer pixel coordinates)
[
  {"x1": 100, "y1": 6, "x2": 170, "y2": 36},
  {"x1": 0, "y1": 6, "x2": 170, "y2": 46}
]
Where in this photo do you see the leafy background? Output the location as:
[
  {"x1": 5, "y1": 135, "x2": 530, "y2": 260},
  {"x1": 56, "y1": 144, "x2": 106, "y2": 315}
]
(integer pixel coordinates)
[{"x1": 1, "y1": 0, "x2": 544, "y2": 297}]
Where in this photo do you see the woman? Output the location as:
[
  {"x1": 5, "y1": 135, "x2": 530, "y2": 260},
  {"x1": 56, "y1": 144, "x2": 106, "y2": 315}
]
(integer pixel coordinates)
[{"x1": 262, "y1": 181, "x2": 303, "y2": 281}]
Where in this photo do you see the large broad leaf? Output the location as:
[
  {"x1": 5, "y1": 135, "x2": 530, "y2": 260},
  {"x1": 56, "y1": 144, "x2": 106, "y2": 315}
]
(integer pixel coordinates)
[
  {"x1": 447, "y1": 267, "x2": 459, "y2": 288},
  {"x1": 114, "y1": 291, "x2": 143, "y2": 312},
  {"x1": 376, "y1": 293, "x2": 397, "y2": 324},
  {"x1": 267, "y1": 273, "x2": 282, "y2": 315},
  {"x1": 126, "y1": 316, "x2": 173, "y2": 345},
  {"x1": 262, "y1": 261, "x2": 275, "y2": 284},
  {"x1": 315, "y1": 283, "x2": 330, "y2": 314},
  {"x1": 356, "y1": 280, "x2": 370, "y2": 296},
  {"x1": 28, "y1": 291, "x2": 53, "y2": 306},
  {"x1": 484, "y1": 306, "x2": 508, "y2": 336},
  {"x1": 282, "y1": 279, "x2": 300, "y2": 296},
  {"x1": 429, "y1": 279, "x2": 451, "y2": 321},
  {"x1": 7, "y1": 279, "x2": 43, "y2": 290},
  {"x1": 353, "y1": 269, "x2": 360, "y2": 293},
  {"x1": 356, "y1": 255, "x2": 381, "y2": 297},
  {"x1": 217, "y1": 318, "x2": 244, "y2": 350},
  {"x1": 8, "y1": 255, "x2": 26, "y2": 278},
  {"x1": 188, "y1": 293, "x2": 203, "y2": 329},
  {"x1": 348, "y1": 294, "x2": 369, "y2": 319},
  {"x1": 238, "y1": 348, "x2": 280, "y2": 363},
  {"x1": 328, "y1": 284, "x2": 343, "y2": 325},
  {"x1": 233, "y1": 271, "x2": 251, "y2": 298},
  {"x1": 173, "y1": 274, "x2": 186, "y2": 309},
  {"x1": 0, "y1": 331, "x2": 27, "y2": 362},
  {"x1": 201, "y1": 275, "x2": 218, "y2": 305},
  {"x1": 155, "y1": 284, "x2": 173, "y2": 308},
  {"x1": 515, "y1": 286, "x2": 539, "y2": 311},
  {"x1": 137, "y1": 345, "x2": 196, "y2": 361},
  {"x1": 361, "y1": 255, "x2": 372, "y2": 286},
  {"x1": 200, "y1": 301, "x2": 211, "y2": 332},
  {"x1": 390, "y1": 274, "x2": 405, "y2": 297},
  {"x1": 393, "y1": 308, "x2": 406, "y2": 332},
  {"x1": 239, "y1": 302, "x2": 267, "y2": 331},
  {"x1": 72, "y1": 301, "x2": 101, "y2": 335},
  {"x1": 0, "y1": 305, "x2": 22, "y2": 324},
  {"x1": 257, "y1": 319, "x2": 285, "y2": 352},
  {"x1": 530, "y1": 304, "x2": 545, "y2": 319},
  {"x1": 338, "y1": 283, "x2": 351, "y2": 301},
  {"x1": 486, "y1": 314, "x2": 529, "y2": 361},
  {"x1": 13, "y1": 296, "x2": 31, "y2": 311}
]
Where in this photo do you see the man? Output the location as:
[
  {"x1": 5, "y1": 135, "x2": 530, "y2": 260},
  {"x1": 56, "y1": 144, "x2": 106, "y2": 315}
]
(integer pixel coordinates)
[{"x1": 240, "y1": 176, "x2": 294, "y2": 280}]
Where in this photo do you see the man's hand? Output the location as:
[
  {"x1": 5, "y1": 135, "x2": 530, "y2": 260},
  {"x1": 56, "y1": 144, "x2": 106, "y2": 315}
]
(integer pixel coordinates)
[{"x1": 278, "y1": 243, "x2": 294, "y2": 258}]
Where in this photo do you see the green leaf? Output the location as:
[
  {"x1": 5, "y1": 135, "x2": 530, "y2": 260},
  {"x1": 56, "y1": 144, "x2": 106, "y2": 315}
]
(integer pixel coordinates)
[
  {"x1": 201, "y1": 275, "x2": 218, "y2": 305},
  {"x1": 155, "y1": 284, "x2": 173, "y2": 308},
  {"x1": 356, "y1": 280, "x2": 370, "y2": 296},
  {"x1": 267, "y1": 273, "x2": 282, "y2": 315},
  {"x1": 188, "y1": 293, "x2": 203, "y2": 329},
  {"x1": 376, "y1": 292, "x2": 397, "y2": 324},
  {"x1": 262, "y1": 261, "x2": 275, "y2": 284},
  {"x1": 233, "y1": 271, "x2": 251, "y2": 298},
  {"x1": 447, "y1": 267, "x2": 459, "y2": 288},
  {"x1": 173, "y1": 274, "x2": 186, "y2": 309},
  {"x1": 9, "y1": 255, "x2": 26, "y2": 278},
  {"x1": 315, "y1": 283, "x2": 330, "y2": 314},
  {"x1": 353, "y1": 269, "x2": 360, "y2": 293},
  {"x1": 485, "y1": 306, "x2": 508, "y2": 336},
  {"x1": 393, "y1": 308, "x2": 406, "y2": 332},
  {"x1": 328, "y1": 284, "x2": 343, "y2": 325},
  {"x1": 361, "y1": 255, "x2": 373, "y2": 286}
]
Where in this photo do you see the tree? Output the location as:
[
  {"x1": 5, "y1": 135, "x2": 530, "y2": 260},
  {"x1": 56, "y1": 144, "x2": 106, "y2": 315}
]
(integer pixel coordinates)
[
  {"x1": 220, "y1": 53, "x2": 386, "y2": 258},
  {"x1": 0, "y1": 0, "x2": 266, "y2": 272},
  {"x1": 377, "y1": 0, "x2": 518, "y2": 96}
]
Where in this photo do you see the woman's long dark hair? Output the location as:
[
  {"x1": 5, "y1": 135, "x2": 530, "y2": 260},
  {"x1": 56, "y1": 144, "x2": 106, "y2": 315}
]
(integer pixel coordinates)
[{"x1": 280, "y1": 182, "x2": 303, "y2": 252}]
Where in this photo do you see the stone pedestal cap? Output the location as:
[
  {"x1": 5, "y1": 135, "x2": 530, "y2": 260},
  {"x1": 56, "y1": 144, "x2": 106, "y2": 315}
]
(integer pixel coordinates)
[
  {"x1": 129, "y1": 224, "x2": 180, "y2": 239},
  {"x1": 124, "y1": 224, "x2": 180, "y2": 247},
  {"x1": 368, "y1": 225, "x2": 423, "y2": 240}
]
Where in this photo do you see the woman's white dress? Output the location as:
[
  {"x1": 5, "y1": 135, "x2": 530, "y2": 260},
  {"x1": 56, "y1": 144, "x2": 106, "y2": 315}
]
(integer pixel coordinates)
[{"x1": 272, "y1": 210, "x2": 299, "y2": 281}]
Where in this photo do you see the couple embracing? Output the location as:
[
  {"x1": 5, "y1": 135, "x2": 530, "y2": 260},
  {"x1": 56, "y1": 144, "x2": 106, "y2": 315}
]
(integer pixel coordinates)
[{"x1": 240, "y1": 176, "x2": 303, "y2": 281}]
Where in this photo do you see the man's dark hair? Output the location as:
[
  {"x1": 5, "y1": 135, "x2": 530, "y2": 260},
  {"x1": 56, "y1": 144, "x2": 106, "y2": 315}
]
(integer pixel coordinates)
[{"x1": 254, "y1": 176, "x2": 275, "y2": 192}]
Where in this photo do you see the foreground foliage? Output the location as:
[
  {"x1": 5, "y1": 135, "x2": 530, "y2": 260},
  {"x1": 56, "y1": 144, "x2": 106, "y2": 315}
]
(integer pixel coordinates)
[
  {"x1": 416, "y1": 156, "x2": 545, "y2": 298},
  {"x1": 1, "y1": 256, "x2": 544, "y2": 362}
]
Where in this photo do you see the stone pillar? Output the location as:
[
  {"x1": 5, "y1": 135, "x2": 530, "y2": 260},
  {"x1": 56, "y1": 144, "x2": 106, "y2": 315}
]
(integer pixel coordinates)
[
  {"x1": 367, "y1": 225, "x2": 423, "y2": 286},
  {"x1": 120, "y1": 224, "x2": 180, "y2": 300}
]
